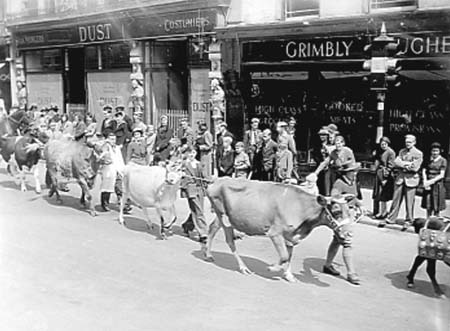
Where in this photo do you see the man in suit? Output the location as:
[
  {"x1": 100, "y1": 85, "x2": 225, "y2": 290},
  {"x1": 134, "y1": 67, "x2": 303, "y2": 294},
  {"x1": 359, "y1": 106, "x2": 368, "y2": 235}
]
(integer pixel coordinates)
[
  {"x1": 379, "y1": 134, "x2": 423, "y2": 231},
  {"x1": 154, "y1": 115, "x2": 174, "y2": 162},
  {"x1": 243, "y1": 117, "x2": 262, "y2": 169},
  {"x1": 275, "y1": 140, "x2": 293, "y2": 183}
]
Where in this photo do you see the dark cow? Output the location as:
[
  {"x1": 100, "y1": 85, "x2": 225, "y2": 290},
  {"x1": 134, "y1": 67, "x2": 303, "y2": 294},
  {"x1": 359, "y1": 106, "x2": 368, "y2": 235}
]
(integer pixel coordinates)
[
  {"x1": 407, "y1": 217, "x2": 450, "y2": 297},
  {"x1": 0, "y1": 110, "x2": 30, "y2": 137},
  {"x1": 0, "y1": 128, "x2": 48, "y2": 193},
  {"x1": 205, "y1": 177, "x2": 355, "y2": 282},
  {"x1": 44, "y1": 139, "x2": 99, "y2": 216}
]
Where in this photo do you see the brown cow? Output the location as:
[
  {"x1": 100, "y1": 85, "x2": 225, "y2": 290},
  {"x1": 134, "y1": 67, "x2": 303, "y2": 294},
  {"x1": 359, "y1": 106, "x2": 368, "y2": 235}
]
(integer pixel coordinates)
[{"x1": 205, "y1": 177, "x2": 355, "y2": 282}]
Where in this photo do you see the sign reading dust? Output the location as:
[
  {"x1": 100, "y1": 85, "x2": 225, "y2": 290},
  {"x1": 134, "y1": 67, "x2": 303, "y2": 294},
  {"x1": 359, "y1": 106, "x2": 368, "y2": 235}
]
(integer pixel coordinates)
[
  {"x1": 190, "y1": 68, "x2": 211, "y2": 130},
  {"x1": 87, "y1": 71, "x2": 131, "y2": 121},
  {"x1": 27, "y1": 73, "x2": 64, "y2": 111}
]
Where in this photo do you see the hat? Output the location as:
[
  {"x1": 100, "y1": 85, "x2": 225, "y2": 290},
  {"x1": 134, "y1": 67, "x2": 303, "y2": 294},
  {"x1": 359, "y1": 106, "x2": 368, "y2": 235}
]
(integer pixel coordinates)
[
  {"x1": 339, "y1": 162, "x2": 361, "y2": 172},
  {"x1": 431, "y1": 142, "x2": 442, "y2": 150},
  {"x1": 115, "y1": 111, "x2": 124, "y2": 117},
  {"x1": 160, "y1": 115, "x2": 168, "y2": 120},
  {"x1": 103, "y1": 104, "x2": 113, "y2": 111},
  {"x1": 50, "y1": 104, "x2": 59, "y2": 111},
  {"x1": 327, "y1": 124, "x2": 339, "y2": 134},
  {"x1": 318, "y1": 126, "x2": 329, "y2": 135},
  {"x1": 277, "y1": 121, "x2": 288, "y2": 127},
  {"x1": 218, "y1": 122, "x2": 228, "y2": 128},
  {"x1": 235, "y1": 141, "x2": 244, "y2": 148},
  {"x1": 251, "y1": 117, "x2": 260, "y2": 124},
  {"x1": 380, "y1": 136, "x2": 391, "y2": 145},
  {"x1": 115, "y1": 104, "x2": 125, "y2": 110},
  {"x1": 132, "y1": 127, "x2": 144, "y2": 135}
]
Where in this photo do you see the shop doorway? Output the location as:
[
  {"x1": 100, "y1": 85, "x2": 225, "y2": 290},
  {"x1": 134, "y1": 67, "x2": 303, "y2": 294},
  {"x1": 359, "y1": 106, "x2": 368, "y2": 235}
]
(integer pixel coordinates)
[{"x1": 66, "y1": 48, "x2": 86, "y2": 106}]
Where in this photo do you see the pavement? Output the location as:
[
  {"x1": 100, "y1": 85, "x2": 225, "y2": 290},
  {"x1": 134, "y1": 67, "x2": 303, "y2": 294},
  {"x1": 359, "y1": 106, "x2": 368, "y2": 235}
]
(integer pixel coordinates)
[{"x1": 0, "y1": 162, "x2": 449, "y2": 331}]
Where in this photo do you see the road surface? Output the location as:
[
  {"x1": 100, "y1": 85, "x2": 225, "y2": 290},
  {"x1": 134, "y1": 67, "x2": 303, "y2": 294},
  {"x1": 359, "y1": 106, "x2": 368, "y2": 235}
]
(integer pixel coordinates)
[{"x1": 0, "y1": 163, "x2": 449, "y2": 331}]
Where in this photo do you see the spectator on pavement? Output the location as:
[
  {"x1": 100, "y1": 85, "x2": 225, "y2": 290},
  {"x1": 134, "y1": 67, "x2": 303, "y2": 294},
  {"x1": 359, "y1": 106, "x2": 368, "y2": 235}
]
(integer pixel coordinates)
[
  {"x1": 217, "y1": 136, "x2": 235, "y2": 177},
  {"x1": 85, "y1": 113, "x2": 97, "y2": 139},
  {"x1": 379, "y1": 134, "x2": 423, "y2": 231},
  {"x1": 372, "y1": 137, "x2": 396, "y2": 219},
  {"x1": 421, "y1": 142, "x2": 447, "y2": 217},
  {"x1": 243, "y1": 117, "x2": 262, "y2": 172},
  {"x1": 195, "y1": 121, "x2": 213, "y2": 179},
  {"x1": 275, "y1": 140, "x2": 293, "y2": 183},
  {"x1": 132, "y1": 111, "x2": 147, "y2": 133},
  {"x1": 61, "y1": 113, "x2": 74, "y2": 138},
  {"x1": 234, "y1": 141, "x2": 251, "y2": 178},
  {"x1": 177, "y1": 117, "x2": 194, "y2": 154},
  {"x1": 154, "y1": 115, "x2": 174, "y2": 162},
  {"x1": 114, "y1": 111, "x2": 132, "y2": 160},
  {"x1": 313, "y1": 126, "x2": 336, "y2": 196},
  {"x1": 126, "y1": 128, "x2": 147, "y2": 165},
  {"x1": 276, "y1": 121, "x2": 296, "y2": 160},
  {"x1": 101, "y1": 105, "x2": 116, "y2": 138},
  {"x1": 257, "y1": 128, "x2": 277, "y2": 181}
]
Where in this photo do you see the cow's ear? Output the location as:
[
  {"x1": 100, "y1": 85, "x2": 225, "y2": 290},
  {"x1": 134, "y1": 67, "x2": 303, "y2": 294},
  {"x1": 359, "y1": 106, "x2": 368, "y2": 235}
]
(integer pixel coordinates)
[{"x1": 317, "y1": 195, "x2": 328, "y2": 207}]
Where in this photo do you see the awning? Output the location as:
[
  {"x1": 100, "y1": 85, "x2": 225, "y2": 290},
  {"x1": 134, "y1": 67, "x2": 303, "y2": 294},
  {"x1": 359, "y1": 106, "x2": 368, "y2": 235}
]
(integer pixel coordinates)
[
  {"x1": 320, "y1": 71, "x2": 366, "y2": 79},
  {"x1": 251, "y1": 71, "x2": 308, "y2": 80},
  {"x1": 399, "y1": 70, "x2": 450, "y2": 81}
]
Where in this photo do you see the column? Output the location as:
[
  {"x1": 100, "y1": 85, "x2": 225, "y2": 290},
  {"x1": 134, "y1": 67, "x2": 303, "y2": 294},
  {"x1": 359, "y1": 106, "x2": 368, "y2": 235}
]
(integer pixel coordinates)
[{"x1": 129, "y1": 41, "x2": 144, "y2": 119}]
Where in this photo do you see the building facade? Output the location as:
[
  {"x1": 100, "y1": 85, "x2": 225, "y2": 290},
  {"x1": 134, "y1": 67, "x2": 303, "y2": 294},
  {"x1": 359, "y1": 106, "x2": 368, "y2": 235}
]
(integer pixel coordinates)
[
  {"x1": 0, "y1": 1, "x2": 11, "y2": 113},
  {"x1": 5, "y1": 0, "x2": 230, "y2": 130},
  {"x1": 218, "y1": 0, "x2": 450, "y2": 167}
]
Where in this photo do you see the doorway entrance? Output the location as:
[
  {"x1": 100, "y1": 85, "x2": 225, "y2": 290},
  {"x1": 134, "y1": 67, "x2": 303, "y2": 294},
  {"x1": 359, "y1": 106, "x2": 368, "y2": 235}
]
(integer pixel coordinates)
[{"x1": 66, "y1": 48, "x2": 86, "y2": 108}]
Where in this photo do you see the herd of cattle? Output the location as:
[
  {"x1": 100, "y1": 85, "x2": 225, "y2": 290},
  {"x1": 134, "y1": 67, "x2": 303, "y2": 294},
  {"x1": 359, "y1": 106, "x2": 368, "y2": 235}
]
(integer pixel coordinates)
[{"x1": 1, "y1": 112, "x2": 449, "y2": 291}]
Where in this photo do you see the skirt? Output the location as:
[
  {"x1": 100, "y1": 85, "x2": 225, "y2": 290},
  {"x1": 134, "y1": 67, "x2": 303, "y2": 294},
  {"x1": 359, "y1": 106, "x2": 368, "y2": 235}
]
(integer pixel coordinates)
[{"x1": 421, "y1": 180, "x2": 446, "y2": 212}]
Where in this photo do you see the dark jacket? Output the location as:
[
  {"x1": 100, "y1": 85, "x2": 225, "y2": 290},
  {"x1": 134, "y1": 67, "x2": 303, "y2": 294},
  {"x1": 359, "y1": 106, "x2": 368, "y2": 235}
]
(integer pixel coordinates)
[
  {"x1": 115, "y1": 121, "x2": 131, "y2": 146},
  {"x1": 101, "y1": 118, "x2": 117, "y2": 138},
  {"x1": 154, "y1": 125, "x2": 174, "y2": 161},
  {"x1": 259, "y1": 139, "x2": 278, "y2": 172},
  {"x1": 218, "y1": 147, "x2": 235, "y2": 177}
]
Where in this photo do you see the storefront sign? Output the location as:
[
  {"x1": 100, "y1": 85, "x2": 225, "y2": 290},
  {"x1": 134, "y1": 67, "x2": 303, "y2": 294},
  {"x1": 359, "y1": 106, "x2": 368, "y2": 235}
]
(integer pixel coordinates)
[
  {"x1": 27, "y1": 73, "x2": 64, "y2": 111},
  {"x1": 129, "y1": 9, "x2": 217, "y2": 38},
  {"x1": 16, "y1": 23, "x2": 123, "y2": 49},
  {"x1": 395, "y1": 35, "x2": 450, "y2": 57},
  {"x1": 243, "y1": 37, "x2": 367, "y2": 62},
  {"x1": 190, "y1": 68, "x2": 211, "y2": 129}
]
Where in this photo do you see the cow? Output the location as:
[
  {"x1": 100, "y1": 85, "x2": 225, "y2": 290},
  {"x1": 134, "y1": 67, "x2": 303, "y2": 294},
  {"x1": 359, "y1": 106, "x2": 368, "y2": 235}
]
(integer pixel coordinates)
[
  {"x1": 0, "y1": 110, "x2": 30, "y2": 137},
  {"x1": 204, "y1": 177, "x2": 356, "y2": 282},
  {"x1": 0, "y1": 128, "x2": 48, "y2": 193},
  {"x1": 44, "y1": 138, "x2": 99, "y2": 216},
  {"x1": 407, "y1": 217, "x2": 450, "y2": 297},
  {"x1": 119, "y1": 162, "x2": 182, "y2": 239}
]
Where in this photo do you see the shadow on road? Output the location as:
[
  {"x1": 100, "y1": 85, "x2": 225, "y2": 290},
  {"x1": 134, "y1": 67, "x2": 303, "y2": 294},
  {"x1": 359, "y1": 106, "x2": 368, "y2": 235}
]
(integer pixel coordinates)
[
  {"x1": 385, "y1": 270, "x2": 449, "y2": 298},
  {"x1": 191, "y1": 251, "x2": 331, "y2": 287},
  {"x1": 42, "y1": 193, "x2": 93, "y2": 216},
  {"x1": 0, "y1": 178, "x2": 21, "y2": 191},
  {"x1": 122, "y1": 216, "x2": 160, "y2": 239}
]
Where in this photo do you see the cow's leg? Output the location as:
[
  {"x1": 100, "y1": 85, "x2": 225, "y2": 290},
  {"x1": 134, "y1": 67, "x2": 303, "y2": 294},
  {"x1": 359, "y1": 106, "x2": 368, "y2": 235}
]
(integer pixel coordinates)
[
  {"x1": 426, "y1": 259, "x2": 444, "y2": 296},
  {"x1": 406, "y1": 255, "x2": 426, "y2": 288},
  {"x1": 80, "y1": 191, "x2": 86, "y2": 207},
  {"x1": 142, "y1": 208, "x2": 154, "y2": 231},
  {"x1": 204, "y1": 216, "x2": 222, "y2": 262},
  {"x1": 18, "y1": 168, "x2": 27, "y2": 192},
  {"x1": 47, "y1": 169, "x2": 62, "y2": 203},
  {"x1": 32, "y1": 165, "x2": 41, "y2": 194},
  {"x1": 268, "y1": 234, "x2": 297, "y2": 282},
  {"x1": 78, "y1": 179, "x2": 96, "y2": 216},
  {"x1": 223, "y1": 225, "x2": 252, "y2": 275}
]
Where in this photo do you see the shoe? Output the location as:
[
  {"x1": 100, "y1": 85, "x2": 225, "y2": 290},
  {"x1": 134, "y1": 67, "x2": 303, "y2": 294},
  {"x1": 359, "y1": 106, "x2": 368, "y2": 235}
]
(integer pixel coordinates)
[
  {"x1": 100, "y1": 192, "x2": 110, "y2": 212},
  {"x1": 406, "y1": 275, "x2": 414, "y2": 288},
  {"x1": 323, "y1": 265, "x2": 340, "y2": 276},
  {"x1": 402, "y1": 221, "x2": 411, "y2": 232},
  {"x1": 347, "y1": 273, "x2": 360, "y2": 285}
]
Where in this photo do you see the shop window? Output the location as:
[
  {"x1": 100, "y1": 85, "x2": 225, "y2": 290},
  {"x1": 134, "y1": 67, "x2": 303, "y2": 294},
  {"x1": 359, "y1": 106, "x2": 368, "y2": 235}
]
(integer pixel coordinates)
[
  {"x1": 85, "y1": 46, "x2": 99, "y2": 69},
  {"x1": 285, "y1": 0, "x2": 319, "y2": 18},
  {"x1": 371, "y1": 0, "x2": 417, "y2": 10},
  {"x1": 24, "y1": 49, "x2": 63, "y2": 72},
  {"x1": 101, "y1": 43, "x2": 131, "y2": 69}
]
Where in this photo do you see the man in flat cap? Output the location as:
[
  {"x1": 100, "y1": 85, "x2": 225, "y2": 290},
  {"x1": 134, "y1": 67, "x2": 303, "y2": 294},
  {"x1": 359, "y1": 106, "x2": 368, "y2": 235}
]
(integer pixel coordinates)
[{"x1": 101, "y1": 104, "x2": 117, "y2": 138}]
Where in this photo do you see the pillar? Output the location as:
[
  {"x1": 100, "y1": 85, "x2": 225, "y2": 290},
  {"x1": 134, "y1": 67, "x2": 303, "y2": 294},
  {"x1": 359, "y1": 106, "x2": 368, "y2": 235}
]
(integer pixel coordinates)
[{"x1": 129, "y1": 41, "x2": 144, "y2": 119}]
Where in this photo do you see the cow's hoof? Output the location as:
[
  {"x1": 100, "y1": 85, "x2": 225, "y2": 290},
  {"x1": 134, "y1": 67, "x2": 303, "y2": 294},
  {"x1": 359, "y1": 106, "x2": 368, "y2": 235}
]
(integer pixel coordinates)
[
  {"x1": 118, "y1": 219, "x2": 125, "y2": 226},
  {"x1": 239, "y1": 267, "x2": 253, "y2": 275},
  {"x1": 89, "y1": 210, "x2": 97, "y2": 217},
  {"x1": 36, "y1": 189, "x2": 41, "y2": 195},
  {"x1": 284, "y1": 272, "x2": 299, "y2": 283},
  {"x1": 21, "y1": 187, "x2": 27, "y2": 192},
  {"x1": 267, "y1": 264, "x2": 283, "y2": 273},
  {"x1": 204, "y1": 255, "x2": 214, "y2": 263}
]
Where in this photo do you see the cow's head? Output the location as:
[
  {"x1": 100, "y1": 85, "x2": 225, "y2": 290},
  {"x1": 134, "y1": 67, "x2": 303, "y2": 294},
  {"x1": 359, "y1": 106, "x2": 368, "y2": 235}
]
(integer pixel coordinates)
[
  {"x1": 164, "y1": 160, "x2": 183, "y2": 185},
  {"x1": 317, "y1": 194, "x2": 355, "y2": 231}
]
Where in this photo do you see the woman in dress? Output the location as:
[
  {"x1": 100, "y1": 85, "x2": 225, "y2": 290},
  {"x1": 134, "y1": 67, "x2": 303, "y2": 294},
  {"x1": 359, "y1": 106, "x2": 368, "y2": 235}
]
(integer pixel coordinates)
[
  {"x1": 421, "y1": 142, "x2": 447, "y2": 217},
  {"x1": 372, "y1": 137, "x2": 396, "y2": 219}
]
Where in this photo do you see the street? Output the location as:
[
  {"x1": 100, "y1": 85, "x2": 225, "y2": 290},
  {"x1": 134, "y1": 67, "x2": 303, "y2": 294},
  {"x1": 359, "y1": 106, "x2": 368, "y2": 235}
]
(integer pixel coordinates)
[{"x1": 0, "y1": 163, "x2": 449, "y2": 331}]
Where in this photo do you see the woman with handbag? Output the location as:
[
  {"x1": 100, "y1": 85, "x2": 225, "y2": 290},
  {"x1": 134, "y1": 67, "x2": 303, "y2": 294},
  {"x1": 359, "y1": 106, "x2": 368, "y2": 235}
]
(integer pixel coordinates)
[
  {"x1": 421, "y1": 142, "x2": 447, "y2": 217},
  {"x1": 180, "y1": 147, "x2": 209, "y2": 244},
  {"x1": 372, "y1": 137, "x2": 396, "y2": 219}
]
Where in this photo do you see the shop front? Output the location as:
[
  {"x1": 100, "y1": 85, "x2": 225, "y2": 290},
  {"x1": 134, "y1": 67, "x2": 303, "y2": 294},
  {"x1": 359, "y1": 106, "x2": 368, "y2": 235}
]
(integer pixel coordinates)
[{"x1": 10, "y1": 2, "x2": 229, "y2": 131}]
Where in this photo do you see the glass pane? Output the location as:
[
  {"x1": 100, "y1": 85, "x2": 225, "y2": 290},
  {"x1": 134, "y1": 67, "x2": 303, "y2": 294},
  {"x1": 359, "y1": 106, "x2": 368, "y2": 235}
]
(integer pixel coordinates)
[
  {"x1": 371, "y1": 0, "x2": 417, "y2": 9},
  {"x1": 42, "y1": 49, "x2": 63, "y2": 70},
  {"x1": 25, "y1": 51, "x2": 43, "y2": 72},
  {"x1": 85, "y1": 46, "x2": 98, "y2": 69},
  {"x1": 101, "y1": 43, "x2": 131, "y2": 69},
  {"x1": 286, "y1": 0, "x2": 319, "y2": 17}
]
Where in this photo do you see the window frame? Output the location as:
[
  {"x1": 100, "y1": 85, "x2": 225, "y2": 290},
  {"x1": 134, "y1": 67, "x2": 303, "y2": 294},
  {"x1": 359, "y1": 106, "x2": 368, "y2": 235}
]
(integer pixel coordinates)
[
  {"x1": 285, "y1": 0, "x2": 320, "y2": 20},
  {"x1": 370, "y1": 0, "x2": 417, "y2": 12}
]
